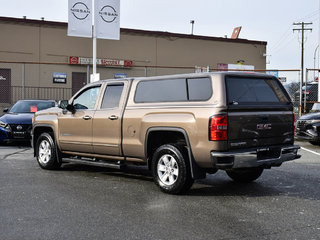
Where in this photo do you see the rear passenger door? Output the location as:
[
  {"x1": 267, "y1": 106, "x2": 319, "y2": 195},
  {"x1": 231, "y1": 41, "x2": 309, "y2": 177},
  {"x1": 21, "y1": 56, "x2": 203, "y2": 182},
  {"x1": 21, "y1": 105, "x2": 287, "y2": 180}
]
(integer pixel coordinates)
[{"x1": 92, "y1": 81, "x2": 128, "y2": 156}]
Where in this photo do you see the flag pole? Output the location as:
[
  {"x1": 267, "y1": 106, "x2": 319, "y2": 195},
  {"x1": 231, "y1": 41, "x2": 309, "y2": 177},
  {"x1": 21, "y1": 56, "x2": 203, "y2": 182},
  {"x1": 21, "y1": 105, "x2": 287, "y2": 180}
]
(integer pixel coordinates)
[{"x1": 92, "y1": 0, "x2": 97, "y2": 82}]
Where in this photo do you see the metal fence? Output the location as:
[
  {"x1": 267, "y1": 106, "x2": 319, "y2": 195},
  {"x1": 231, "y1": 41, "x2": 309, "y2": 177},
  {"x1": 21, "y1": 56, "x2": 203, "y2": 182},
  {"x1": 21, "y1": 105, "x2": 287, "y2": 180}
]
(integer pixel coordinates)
[{"x1": 1, "y1": 86, "x2": 72, "y2": 104}]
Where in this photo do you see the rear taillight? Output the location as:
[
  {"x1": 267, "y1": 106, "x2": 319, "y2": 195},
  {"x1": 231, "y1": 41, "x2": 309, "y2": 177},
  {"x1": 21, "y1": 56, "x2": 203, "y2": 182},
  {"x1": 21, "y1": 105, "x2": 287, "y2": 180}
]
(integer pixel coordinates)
[
  {"x1": 209, "y1": 115, "x2": 228, "y2": 141},
  {"x1": 293, "y1": 113, "x2": 296, "y2": 136}
]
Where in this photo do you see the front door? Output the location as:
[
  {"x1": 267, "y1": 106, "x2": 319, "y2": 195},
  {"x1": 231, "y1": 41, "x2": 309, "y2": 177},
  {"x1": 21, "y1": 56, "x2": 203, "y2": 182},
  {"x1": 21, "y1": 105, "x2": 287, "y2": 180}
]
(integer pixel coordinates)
[
  {"x1": 0, "y1": 69, "x2": 11, "y2": 103},
  {"x1": 72, "y1": 72, "x2": 87, "y2": 95},
  {"x1": 93, "y1": 81, "x2": 127, "y2": 156},
  {"x1": 59, "y1": 85, "x2": 101, "y2": 153}
]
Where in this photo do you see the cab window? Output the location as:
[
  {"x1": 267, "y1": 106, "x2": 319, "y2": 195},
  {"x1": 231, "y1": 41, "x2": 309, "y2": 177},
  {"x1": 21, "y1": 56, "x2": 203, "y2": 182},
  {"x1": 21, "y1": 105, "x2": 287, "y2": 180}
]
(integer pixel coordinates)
[
  {"x1": 73, "y1": 86, "x2": 101, "y2": 110},
  {"x1": 101, "y1": 84, "x2": 124, "y2": 109}
]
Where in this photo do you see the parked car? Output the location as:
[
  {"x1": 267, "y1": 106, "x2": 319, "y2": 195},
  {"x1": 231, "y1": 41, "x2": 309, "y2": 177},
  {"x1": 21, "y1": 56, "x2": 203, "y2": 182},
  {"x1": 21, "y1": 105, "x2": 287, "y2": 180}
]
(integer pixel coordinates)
[
  {"x1": 310, "y1": 102, "x2": 320, "y2": 113},
  {"x1": 295, "y1": 110, "x2": 320, "y2": 145},
  {"x1": 0, "y1": 100, "x2": 56, "y2": 143},
  {"x1": 294, "y1": 82, "x2": 318, "y2": 113}
]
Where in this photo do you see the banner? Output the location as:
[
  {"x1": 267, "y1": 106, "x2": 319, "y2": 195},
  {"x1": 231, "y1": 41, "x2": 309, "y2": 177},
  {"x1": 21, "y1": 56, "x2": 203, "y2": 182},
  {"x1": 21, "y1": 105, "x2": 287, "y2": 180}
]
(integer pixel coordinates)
[
  {"x1": 68, "y1": 0, "x2": 92, "y2": 38},
  {"x1": 95, "y1": 0, "x2": 120, "y2": 40}
]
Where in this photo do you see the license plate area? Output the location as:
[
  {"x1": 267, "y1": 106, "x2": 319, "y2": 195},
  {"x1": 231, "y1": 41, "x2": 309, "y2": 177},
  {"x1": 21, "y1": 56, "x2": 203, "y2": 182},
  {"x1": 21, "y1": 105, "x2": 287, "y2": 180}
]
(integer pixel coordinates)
[
  {"x1": 13, "y1": 131, "x2": 26, "y2": 138},
  {"x1": 257, "y1": 147, "x2": 281, "y2": 160}
]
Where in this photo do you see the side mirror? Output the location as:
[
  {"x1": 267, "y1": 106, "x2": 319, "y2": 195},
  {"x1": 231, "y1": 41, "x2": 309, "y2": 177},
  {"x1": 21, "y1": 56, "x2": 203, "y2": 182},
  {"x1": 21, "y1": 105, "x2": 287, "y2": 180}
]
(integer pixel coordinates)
[
  {"x1": 58, "y1": 100, "x2": 69, "y2": 109},
  {"x1": 3, "y1": 108, "x2": 8, "y2": 113},
  {"x1": 66, "y1": 104, "x2": 75, "y2": 113}
]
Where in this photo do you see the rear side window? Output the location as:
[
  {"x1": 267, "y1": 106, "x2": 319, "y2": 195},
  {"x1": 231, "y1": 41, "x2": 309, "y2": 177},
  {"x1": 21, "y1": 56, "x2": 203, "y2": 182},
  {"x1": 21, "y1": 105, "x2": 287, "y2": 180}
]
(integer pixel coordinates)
[
  {"x1": 187, "y1": 78, "x2": 212, "y2": 101},
  {"x1": 101, "y1": 84, "x2": 124, "y2": 109},
  {"x1": 135, "y1": 77, "x2": 212, "y2": 103},
  {"x1": 135, "y1": 79, "x2": 187, "y2": 102},
  {"x1": 226, "y1": 77, "x2": 289, "y2": 104}
]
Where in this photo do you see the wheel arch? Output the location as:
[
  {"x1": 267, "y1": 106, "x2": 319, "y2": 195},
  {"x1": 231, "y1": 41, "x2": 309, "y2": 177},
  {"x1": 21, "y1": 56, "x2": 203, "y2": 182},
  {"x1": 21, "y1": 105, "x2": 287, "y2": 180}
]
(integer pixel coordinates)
[
  {"x1": 32, "y1": 124, "x2": 56, "y2": 157},
  {"x1": 145, "y1": 127, "x2": 206, "y2": 179}
]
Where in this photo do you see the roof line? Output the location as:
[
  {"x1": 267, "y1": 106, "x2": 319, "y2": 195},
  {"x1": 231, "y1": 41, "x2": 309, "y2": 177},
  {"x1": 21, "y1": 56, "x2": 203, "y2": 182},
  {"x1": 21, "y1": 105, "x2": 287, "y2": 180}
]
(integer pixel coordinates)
[{"x1": 0, "y1": 16, "x2": 267, "y2": 45}]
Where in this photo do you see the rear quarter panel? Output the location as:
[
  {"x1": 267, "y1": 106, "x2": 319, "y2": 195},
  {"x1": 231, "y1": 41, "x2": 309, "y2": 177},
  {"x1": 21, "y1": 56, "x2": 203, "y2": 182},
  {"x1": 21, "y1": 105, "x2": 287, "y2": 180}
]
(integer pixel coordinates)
[{"x1": 122, "y1": 74, "x2": 227, "y2": 168}]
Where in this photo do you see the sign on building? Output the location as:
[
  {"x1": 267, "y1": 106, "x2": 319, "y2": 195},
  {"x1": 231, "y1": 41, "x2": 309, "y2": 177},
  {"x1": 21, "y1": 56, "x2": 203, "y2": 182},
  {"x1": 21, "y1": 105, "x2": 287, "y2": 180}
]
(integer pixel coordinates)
[
  {"x1": 114, "y1": 73, "x2": 127, "y2": 79},
  {"x1": 53, "y1": 72, "x2": 67, "y2": 84},
  {"x1": 69, "y1": 56, "x2": 133, "y2": 67}
]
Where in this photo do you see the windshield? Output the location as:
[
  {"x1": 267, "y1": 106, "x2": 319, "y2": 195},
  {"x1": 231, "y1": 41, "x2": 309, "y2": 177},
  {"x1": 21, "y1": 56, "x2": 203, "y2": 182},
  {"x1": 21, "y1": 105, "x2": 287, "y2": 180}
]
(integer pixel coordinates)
[
  {"x1": 226, "y1": 77, "x2": 290, "y2": 104},
  {"x1": 9, "y1": 101, "x2": 55, "y2": 113}
]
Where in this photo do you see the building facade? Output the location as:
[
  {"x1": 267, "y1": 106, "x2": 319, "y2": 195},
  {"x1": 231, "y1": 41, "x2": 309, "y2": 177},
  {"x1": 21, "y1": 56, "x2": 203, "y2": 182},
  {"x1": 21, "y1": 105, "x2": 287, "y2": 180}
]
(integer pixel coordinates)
[{"x1": 0, "y1": 17, "x2": 267, "y2": 105}]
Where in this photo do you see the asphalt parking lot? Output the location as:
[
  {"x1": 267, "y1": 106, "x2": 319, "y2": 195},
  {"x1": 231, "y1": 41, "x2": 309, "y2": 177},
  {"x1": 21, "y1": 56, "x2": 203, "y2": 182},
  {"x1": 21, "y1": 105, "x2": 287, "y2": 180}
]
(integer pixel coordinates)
[{"x1": 0, "y1": 141, "x2": 319, "y2": 240}]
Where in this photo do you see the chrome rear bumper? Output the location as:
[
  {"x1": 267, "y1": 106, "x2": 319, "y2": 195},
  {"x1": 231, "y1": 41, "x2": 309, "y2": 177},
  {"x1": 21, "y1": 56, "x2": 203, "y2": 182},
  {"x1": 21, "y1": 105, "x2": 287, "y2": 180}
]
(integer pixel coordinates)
[{"x1": 211, "y1": 145, "x2": 300, "y2": 169}]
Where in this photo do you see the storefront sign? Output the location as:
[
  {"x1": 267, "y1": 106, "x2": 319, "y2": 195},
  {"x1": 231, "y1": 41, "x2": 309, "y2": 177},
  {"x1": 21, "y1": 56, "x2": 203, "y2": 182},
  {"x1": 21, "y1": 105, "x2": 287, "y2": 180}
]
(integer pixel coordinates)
[
  {"x1": 53, "y1": 72, "x2": 67, "y2": 84},
  {"x1": 69, "y1": 56, "x2": 133, "y2": 68}
]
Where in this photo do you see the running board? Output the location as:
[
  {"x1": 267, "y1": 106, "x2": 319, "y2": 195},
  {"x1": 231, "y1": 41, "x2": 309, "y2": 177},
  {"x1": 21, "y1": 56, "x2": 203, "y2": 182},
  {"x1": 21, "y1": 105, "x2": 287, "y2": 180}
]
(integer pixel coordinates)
[{"x1": 62, "y1": 158, "x2": 124, "y2": 170}]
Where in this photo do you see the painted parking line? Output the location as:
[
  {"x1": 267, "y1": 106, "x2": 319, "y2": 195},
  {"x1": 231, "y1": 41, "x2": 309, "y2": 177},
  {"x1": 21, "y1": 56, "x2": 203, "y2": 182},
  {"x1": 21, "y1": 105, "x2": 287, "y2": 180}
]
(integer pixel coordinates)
[{"x1": 301, "y1": 147, "x2": 320, "y2": 156}]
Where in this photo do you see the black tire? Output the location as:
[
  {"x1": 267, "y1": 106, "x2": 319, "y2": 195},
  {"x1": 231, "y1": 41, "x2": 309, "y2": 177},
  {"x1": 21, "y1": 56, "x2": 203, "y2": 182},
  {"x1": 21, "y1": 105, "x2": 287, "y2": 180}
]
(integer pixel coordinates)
[
  {"x1": 36, "y1": 132, "x2": 61, "y2": 170},
  {"x1": 309, "y1": 141, "x2": 320, "y2": 146},
  {"x1": 151, "y1": 144, "x2": 194, "y2": 194},
  {"x1": 226, "y1": 167, "x2": 263, "y2": 183}
]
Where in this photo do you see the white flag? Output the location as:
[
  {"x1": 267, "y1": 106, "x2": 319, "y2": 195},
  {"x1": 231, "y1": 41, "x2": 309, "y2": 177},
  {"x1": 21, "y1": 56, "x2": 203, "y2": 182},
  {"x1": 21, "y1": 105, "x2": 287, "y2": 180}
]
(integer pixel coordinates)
[
  {"x1": 68, "y1": 0, "x2": 92, "y2": 38},
  {"x1": 95, "y1": 0, "x2": 120, "y2": 40}
]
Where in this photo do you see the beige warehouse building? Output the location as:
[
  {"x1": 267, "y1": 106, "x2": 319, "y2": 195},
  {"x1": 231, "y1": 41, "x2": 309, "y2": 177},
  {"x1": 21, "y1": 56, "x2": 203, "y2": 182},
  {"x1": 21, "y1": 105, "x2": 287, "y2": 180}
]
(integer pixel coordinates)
[{"x1": 0, "y1": 16, "x2": 266, "y2": 105}]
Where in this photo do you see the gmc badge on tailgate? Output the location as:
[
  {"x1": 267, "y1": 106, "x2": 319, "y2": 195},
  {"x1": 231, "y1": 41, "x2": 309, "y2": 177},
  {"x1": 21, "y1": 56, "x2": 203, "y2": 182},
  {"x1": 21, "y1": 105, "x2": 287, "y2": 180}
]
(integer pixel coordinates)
[{"x1": 257, "y1": 123, "x2": 272, "y2": 130}]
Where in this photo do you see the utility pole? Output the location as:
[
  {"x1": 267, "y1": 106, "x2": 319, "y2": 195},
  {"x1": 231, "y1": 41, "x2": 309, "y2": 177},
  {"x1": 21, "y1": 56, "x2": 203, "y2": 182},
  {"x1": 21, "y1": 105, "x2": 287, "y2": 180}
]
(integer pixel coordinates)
[{"x1": 293, "y1": 22, "x2": 312, "y2": 115}]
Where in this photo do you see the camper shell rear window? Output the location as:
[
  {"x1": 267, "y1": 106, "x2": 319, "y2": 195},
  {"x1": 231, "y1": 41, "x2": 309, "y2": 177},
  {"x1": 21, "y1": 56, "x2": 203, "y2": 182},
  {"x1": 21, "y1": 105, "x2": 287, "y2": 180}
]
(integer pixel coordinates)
[{"x1": 226, "y1": 76, "x2": 290, "y2": 105}]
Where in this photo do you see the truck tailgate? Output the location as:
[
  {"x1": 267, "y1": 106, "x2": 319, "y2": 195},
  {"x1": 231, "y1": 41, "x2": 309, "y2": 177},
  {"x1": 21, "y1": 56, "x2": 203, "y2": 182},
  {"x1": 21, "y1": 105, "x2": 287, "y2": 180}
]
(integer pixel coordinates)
[{"x1": 228, "y1": 111, "x2": 293, "y2": 149}]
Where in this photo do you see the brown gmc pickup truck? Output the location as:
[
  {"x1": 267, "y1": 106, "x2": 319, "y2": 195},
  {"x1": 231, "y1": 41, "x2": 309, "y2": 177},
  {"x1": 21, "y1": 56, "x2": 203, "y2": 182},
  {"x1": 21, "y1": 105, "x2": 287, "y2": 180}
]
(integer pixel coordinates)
[{"x1": 32, "y1": 72, "x2": 300, "y2": 194}]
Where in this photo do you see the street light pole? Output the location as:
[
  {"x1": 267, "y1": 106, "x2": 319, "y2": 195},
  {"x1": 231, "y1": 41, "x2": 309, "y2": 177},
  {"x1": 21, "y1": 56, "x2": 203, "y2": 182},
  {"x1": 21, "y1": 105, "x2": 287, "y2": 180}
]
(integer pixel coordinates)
[{"x1": 314, "y1": 45, "x2": 319, "y2": 81}]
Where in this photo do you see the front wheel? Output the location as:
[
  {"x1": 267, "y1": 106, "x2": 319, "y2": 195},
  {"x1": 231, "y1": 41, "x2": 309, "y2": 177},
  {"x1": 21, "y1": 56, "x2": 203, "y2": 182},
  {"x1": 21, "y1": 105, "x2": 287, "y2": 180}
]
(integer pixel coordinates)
[
  {"x1": 36, "y1": 132, "x2": 61, "y2": 170},
  {"x1": 226, "y1": 167, "x2": 263, "y2": 183},
  {"x1": 151, "y1": 144, "x2": 193, "y2": 194}
]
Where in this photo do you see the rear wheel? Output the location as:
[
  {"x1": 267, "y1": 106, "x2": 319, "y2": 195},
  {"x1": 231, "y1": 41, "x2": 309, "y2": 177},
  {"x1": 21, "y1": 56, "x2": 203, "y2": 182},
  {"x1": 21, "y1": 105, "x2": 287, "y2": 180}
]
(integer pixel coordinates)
[
  {"x1": 152, "y1": 144, "x2": 193, "y2": 194},
  {"x1": 36, "y1": 132, "x2": 61, "y2": 170},
  {"x1": 226, "y1": 167, "x2": 263, "y2": 183}
]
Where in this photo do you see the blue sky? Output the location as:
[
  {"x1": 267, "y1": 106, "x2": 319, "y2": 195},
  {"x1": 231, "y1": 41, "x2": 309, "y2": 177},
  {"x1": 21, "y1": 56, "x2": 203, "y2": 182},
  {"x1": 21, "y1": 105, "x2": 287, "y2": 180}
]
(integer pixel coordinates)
[{"x1": 0, "y1": 0, "x2": 319, "y2": 81}]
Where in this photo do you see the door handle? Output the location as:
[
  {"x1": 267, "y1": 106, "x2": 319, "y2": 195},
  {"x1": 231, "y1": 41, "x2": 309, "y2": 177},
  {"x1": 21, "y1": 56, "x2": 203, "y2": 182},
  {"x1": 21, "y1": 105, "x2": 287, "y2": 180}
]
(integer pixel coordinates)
[
  {"x1": 83, "y1": 115, "x2": 92, "y2": 120},
  {"x1": 108, "y1": 115, "x2": 118, "y2": 120}
]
